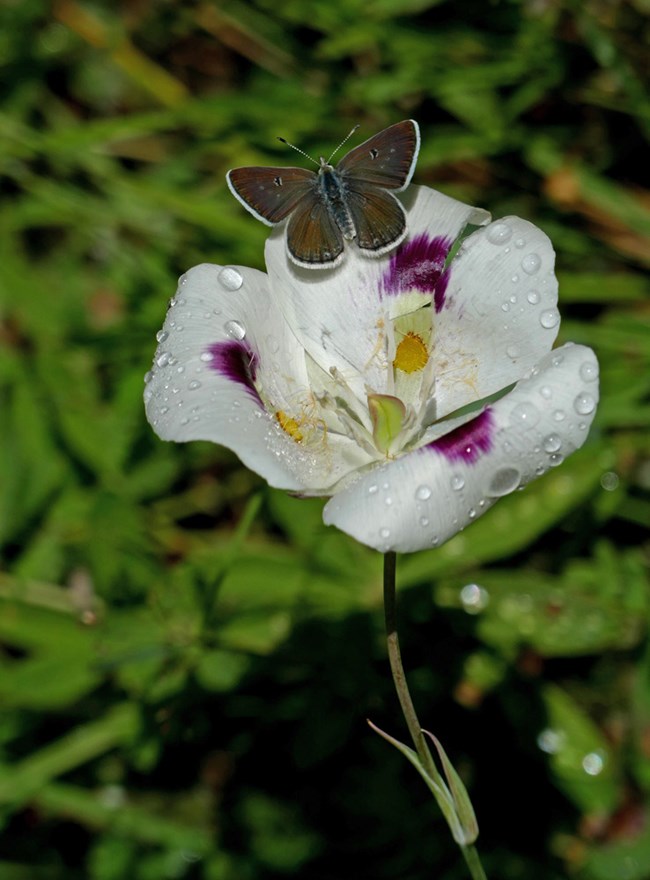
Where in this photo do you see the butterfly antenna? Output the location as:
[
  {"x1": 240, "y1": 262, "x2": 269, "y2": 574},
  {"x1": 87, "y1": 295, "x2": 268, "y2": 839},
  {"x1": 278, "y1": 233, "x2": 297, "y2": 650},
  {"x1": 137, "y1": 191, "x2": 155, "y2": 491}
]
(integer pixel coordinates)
[
  {"x1": 326, "y1": 124, "x2": 360, "y2": 163},
  {"x1": 276, "y1": 136, "x2": 320, "y2": 167}
]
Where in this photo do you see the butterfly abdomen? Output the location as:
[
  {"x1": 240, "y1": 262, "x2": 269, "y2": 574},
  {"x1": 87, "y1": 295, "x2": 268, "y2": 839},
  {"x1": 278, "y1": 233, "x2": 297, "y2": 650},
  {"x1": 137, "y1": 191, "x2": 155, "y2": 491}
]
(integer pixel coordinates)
[{"x1": 319, "y1": 164, "x2": 356, "y2": 241}]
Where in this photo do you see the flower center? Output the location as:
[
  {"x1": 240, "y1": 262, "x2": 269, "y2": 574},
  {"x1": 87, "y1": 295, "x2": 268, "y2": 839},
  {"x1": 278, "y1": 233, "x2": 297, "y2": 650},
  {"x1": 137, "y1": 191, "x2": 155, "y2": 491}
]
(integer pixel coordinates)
[
  {"x1": 393, "y1": 331, "x2": 429, "y2": 374},
  {"x1": 275, "y1": 410, "x2": 304, "y2": 443}
]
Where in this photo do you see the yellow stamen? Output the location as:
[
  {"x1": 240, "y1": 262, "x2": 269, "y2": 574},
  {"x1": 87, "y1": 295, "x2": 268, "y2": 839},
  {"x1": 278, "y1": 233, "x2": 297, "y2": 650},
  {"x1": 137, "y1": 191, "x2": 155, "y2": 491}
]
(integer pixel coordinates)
[
  {"x1": 393, "y1": 332, "x2": 429, "y2": 374},
  {"x1": 275, "y1": 410, "x2": 304, "y2": 443}
]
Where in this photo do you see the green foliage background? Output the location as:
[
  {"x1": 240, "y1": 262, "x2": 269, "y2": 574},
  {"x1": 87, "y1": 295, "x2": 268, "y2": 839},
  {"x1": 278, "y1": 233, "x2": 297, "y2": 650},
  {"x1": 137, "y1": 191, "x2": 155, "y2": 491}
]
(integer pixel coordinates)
[{"x1": 0, "y1": 1, "x2": 649, "y2": 878}]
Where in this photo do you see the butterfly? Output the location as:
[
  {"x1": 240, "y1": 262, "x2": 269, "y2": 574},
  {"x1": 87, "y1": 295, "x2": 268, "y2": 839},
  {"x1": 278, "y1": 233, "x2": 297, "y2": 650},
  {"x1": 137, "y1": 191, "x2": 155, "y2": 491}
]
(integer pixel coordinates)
[{"x1": 226, "y1": 119, "x2": 420, "y2": 269}]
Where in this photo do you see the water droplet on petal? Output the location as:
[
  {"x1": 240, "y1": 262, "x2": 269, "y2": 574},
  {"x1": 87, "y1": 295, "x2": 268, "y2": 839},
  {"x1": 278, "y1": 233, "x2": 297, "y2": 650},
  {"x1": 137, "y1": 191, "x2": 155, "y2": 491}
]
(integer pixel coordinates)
[
  {"x1": 580, "y1": 361, "x2": 599, "y2": 382},
  {"x1": 486, "y1": 222, "x2": 512, "y2": 245},
  {"x1": 224, "y1": 319, "x2": 246, "y2": 340},
  {"x1": 200, "y1": 351, "x2": 213, "y2": 362},
  {"x1": 527, "y1": 289, "x2": 540, "y2": 304},
  {"x1": 543, "y1": 433, "x2": 562, "y2": 453},
  {"x1": 415, "y1": 484, "x2": 432, "y2": 501},
  {"x1": 540, "y1": 309, "x2": 560, "y2": 329},
  {"x1": 379, "y1": 527, "x2": 391, "y2": 539},
  {"x1": 368, "y1": 484, "x2": 378, "y2": 495},
  {"x1": 384, "y1": 496, "x2": 393, "y2": 506},
  {"x1": 144, "y1": 371, "x2": 153, "y2": 384},
  {"x1": 451, "y1": 474, "x2": 465, "y2": 491},
  {"x1": 553, "y1": 409, "x2": 566, "y2": 422},
  {"x1": 521, "y1": 253, "x2": 541, "y2": 275},
  {"x1": 539, "y1": 385, "x2": 552, "y2": 400},
  {"x1": 219, "y1": 267, "x2": 243, "y2": 291},
  {"x1": 574, "y1": 392, "x2": 596, "y2": 415},
  {"x1": 549, "y1": 453, "x2": 564, "y2": 467},
  {"x1": 510, "y1": 401, "x2": 540, "y2": 428},
  {"x1": 156, "y1": 352, "x2": 171, "y2": 368},
  {"x1": 515, "y1": 238, "x2": 526, "y2": 249},
  {"x1": 506, "y1": 344, "x2": 521, "y2": 359},
  {"x1": 188, "y1": 380, "x2": 202, "y2": 390},
  {"x1": 419, "y1": 516, "x2": 429, "y2": 527},
  {"x1": 156, "y1": 329, "x2": 169, "y2": 343},
  {"x1": 486, "y1": 466, "x2": 521, "y2": 497}
]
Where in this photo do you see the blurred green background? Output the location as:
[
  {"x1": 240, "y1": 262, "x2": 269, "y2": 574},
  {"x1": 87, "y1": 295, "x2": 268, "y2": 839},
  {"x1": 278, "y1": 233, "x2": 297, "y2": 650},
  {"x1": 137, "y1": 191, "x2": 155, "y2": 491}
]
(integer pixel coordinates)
[{"x1": 0, "y1": 1, "x2": 649, "y2": 878}]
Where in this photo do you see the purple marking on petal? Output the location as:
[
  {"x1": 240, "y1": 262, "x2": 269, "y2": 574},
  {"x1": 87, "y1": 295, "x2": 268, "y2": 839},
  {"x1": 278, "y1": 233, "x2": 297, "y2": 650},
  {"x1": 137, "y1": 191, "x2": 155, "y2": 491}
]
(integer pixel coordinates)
[
  {"x1": 425, "y1": 409, "x2": 494, "y2": 464},
  {"x1": 382, "y1": 233, "x2": 452, "y2": 309},
  {"x1": 206, "y1": 340, "x2": 261, "y2": 404}
]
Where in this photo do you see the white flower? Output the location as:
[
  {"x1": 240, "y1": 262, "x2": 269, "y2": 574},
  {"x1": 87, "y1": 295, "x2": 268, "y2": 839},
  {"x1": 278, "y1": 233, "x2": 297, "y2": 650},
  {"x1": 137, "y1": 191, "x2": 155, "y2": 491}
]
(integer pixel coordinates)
[{"x1": 144, "y1": 185, "x2": 599, "y2": 553}]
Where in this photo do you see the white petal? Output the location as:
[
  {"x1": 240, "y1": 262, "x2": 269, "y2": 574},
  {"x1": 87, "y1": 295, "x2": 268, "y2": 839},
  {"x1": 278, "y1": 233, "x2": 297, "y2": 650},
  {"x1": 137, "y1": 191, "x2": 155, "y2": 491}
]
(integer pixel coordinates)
[
  {"x1": 264, "y1": 185, "x2": 490, "y2": 400},
  {"x1": 144, "y1": 264, "x2": 361, "y2": 492},
  {"x1": 323, "y1": 343, "x2": 599, "y2": 552},
  {"x1": 431, "y1": 216, "x2": 560, "y2": 419}
]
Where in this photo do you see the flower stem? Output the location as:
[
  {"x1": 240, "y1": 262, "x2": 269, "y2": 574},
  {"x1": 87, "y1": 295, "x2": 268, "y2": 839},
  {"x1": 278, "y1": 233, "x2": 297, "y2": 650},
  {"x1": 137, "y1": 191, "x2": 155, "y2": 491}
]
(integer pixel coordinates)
[{"x1": 382, "y1": 551, "x2": 488, "y2": 880}]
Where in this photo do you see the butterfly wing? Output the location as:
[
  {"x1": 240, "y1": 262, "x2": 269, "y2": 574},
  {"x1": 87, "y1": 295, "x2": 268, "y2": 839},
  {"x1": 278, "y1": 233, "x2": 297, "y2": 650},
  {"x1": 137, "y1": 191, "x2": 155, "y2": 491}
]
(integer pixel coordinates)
[
  {"x1": 336, "y1": 120, "x2": 420, "y2": 192},
  {"x1": 345, "y1": 187, "x2": 407, "y2": 254},
  {"x1": 227, "y1": 166, "x2": 317, "y2": 226},
  {"x1": 285, "y1": 191, "x2": 345, "y2": 268}
]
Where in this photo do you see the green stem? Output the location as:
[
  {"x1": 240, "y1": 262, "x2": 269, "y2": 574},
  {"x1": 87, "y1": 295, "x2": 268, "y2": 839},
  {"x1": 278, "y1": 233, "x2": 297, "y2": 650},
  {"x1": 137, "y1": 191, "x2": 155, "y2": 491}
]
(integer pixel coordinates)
[{"x1": 382, "y1": 551, "x2": 488, "y2": 880}]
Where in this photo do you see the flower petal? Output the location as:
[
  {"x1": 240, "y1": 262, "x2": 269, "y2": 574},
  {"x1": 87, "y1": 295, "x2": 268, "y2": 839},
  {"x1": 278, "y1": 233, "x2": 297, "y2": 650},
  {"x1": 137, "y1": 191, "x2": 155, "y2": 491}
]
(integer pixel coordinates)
[
  {"x1": 322, "y1": 343, "x2": 599, "y2": 552},
  {"x1": 430, "y1": 217, "x2": 560, "y2": 420},
  {"x1": 264, "y1": 185, "x2": 490, "y2": 399},
  {"x1": 144, "y1": 264, "x2": 364, "y2": 492}
]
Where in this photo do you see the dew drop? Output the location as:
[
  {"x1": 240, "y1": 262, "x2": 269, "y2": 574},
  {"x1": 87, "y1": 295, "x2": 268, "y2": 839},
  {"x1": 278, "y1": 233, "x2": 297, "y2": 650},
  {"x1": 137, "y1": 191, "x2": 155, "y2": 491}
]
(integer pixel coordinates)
[
  {"x1": 486, "y1": 222, "x2": 512, "y2": 245},
  {"x1": 156, "y1": 352, "x2": 171, "y2": 368},
  {"x1": 450, "y1": 474, "x2": 465, "y2": 491},
  {"x1": 144, "y1": 370, "x2": 153, "y2": 384},
  {"x1": 553, "y1": 409, "x2": 566, "y2": 422},
  {"x1": 486, "y1": 466, "x2": 521, "y2": 497},
  {"x1": 419, "y1": 516, "x2": 430, "y2": 527},
  {"x1": 537, "y1": 728, "x2": 565, "y2": 754},
  {"x1": 468, "y1": 507, "x2": 476, "y2": 519},
  {"x1": 540, "y1": 309, "x2": 560, "y2": 329},
  {"x1": 501, "y1": 301, "x2": 511, "y2": 312},
  {"x1": 415, "y1": 484, "x2": 432, "y2": 501},
  {"x1": 156, "y1": 329, "x2": 169, "y2": 343},
  {"x1": 582, "y1": 752, "x2": 604, "y2": 776},
  {"x1": 574, "y1": 392, "x2": 595, "y2": 415},
  {"x1": 384, "y1": 496, "x2": 393, "y2": 506},
  {"x1": 506, "y1": 344, "x2": 521, "y2": 359},
  {"x1": 224, "y1": 319, "x2": 246, "y2": 340},
  {"x1": 511, "y1": 274, "x2": 520, "y2": 284},
  {"x1": 510, "y1": 401, "x2": 540, "y2": 428},
  {"x1": 600, "y1": 471, "x2": 619, "y2": 491},
  {"x1": 548, "y1": 453, "x2": 564, "y2": 467},
  {"x1": 521, "y1": 253, "x2": 541, "y2": 275},
  {"x1": 368, "y1": 484, "x2": 378, "y2": 495},
  {"x1": 188, "y1": 380, "x2": 202, "y2": 390},
  {"x1": 543, "y1": 433, "x2": 562, "y2": 453},
  {"x1": 460, "y1": 583, "x2": 489, "y2": 613},
  {"x1": 379, "y1": 527, "x2": 391, "y2": 539},
  {"x1": 143, "y1": 388, "x2": 153, "y2": 403},
  {"x1": 178, "y1": 273, "x2": 188, "y2": 286},
  {"x1": 527, "y1": 289, "x2": 540, "y2": 305},
  {"x1": 515, "y1": 238, "x2": 526, "y2": 249},
  {"x1": 580, "y1": 361, "x2": 599, "y2": 383},
  {"x1": 539, "y1": 385, "x2": 552, "y2": 400},
  {"x1": 219, "y1": 267, "x2": 244, "y2": 291},
  {"x1": 199, "y1": 351, "x2": 213, "y2": 362}
]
